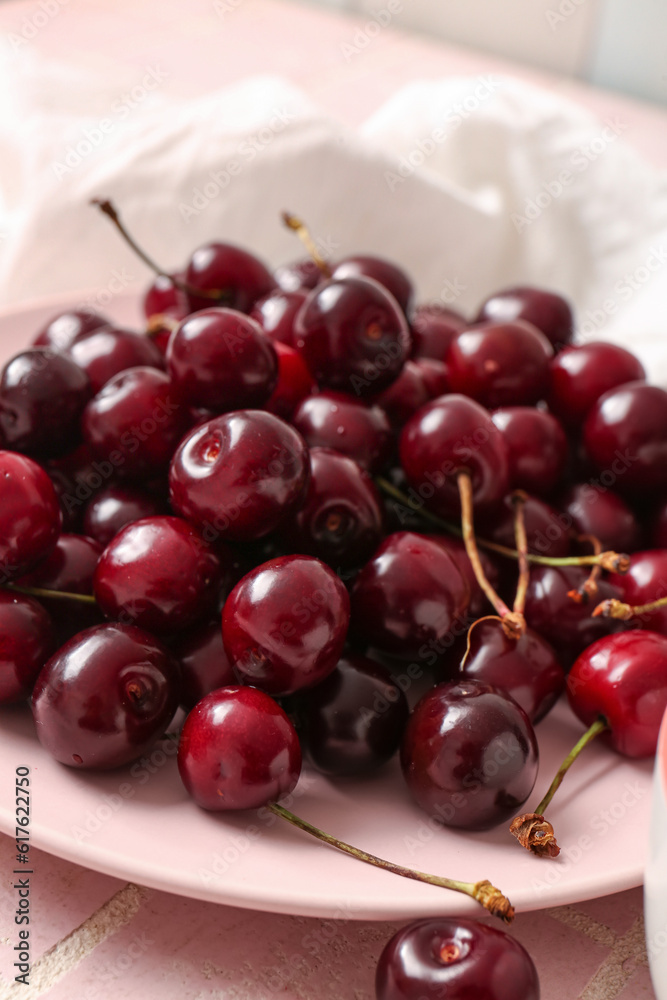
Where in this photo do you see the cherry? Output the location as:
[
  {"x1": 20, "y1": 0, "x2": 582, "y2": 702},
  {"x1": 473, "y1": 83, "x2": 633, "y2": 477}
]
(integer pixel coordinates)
[
  {"x1": 350, "y1": 532, "x2": 470, "y2": 659},
  {"x1": 143, "y1": 273, "x2": 188, "y2": 322},
  {"x1": 446, "y1": 321, "x2": 553, "y2": 409},
  {"x1": 67, "y1": 325, "x2": 165, "y2": 393},
  {"x1": 222, "y1": 555, "x2": 350, "y2": 696},
  {"x1": 370, "y1": 360, "x2": 430, "y2": 429},
  {"x1": 0, "y1": 592, "x2": 54, "y2": 704},
  {"x1": 166, "y1": 308, "x2": 278, "y2": 411},
  {"x1": 0, "y1": 451, "x2": 62, "y2": 579},
  {"x1": 250, "y1": 288, "x2": 308, "y2": 346},
  {"x1": 478, "y1": 493, "x2": 571, "y2": 560},
  {"x1": 461, "y1": 617, "x2": 564, "y2": 724},
  {"x1": 548, "y1": 342, "x2": 645, "y2": 428},
  {"x1": 331, "y1": 255, "x2": 414, "y2": 316},
  {"x1": 294, "y1": 276, "x2": 411, "y2": 397},
  {"x1": 0, "y1": 348, "x2": 92, "y2": 457},
  {"x1": 45, "y1": 443, "x2": 103, "y2": 532},
  {"x1": 264, "y1": 341, "x2": 315, "y2": 420},
  {"x1": 177, "y1": 685, "x2": 301, "y2": 810},
  {"x1": 607, "y1": 549, "x2": 667, "y2": 634},
  {"x1": 274, "y1": 257, "x2": 323, "y2": 293},
  {"x1": 651, "y1": 501, "x2": 667, "y2": 549},
  {"x1": 401, "y1": 679, "x2": 539, "y2": 830},
  {"x1": 82, "y1": 367, "x2": 189, "y2": 480},
  {"x1": 175, "y1": 620, "x2": 236, "y2": 710},
  {"x1": 560, "y1": 483, "x2": 641, "y2": 554},
  {"x1": 184, "y1": 242, "x2": 275, "y2": 314},
  {"x1": 169, "y1": 411, "x2": 310, "y2": 542},
  {"x1": 94, "y1": 515, "x2": 222, "y2": 634},
  {"x1": 583, "y1": 381, "x2": 667, "y2": 495},
  {"x1": 476, "y1": 285, "x2": 573, "y2": 352},
  {"x1": 32, "y1": 623, "x2": 180, "y2": 769},
  {"x1": 427, "y1": 534, "x2": 498, "y2": 620},
  {"x1": 82, "y1": 483, "x2": 166, "y2": 546},
  {"x1": 292, "y1": 390, "x2": 393, "y2": 474},
  {"x1": 287, "y1": 447, "x2": 385, "y2": 570},
  {"x1": 491, "y1": 406, "x2": 567, "y2": 497},
  {"x1": 295, "y1": 653, "x2": 409, "y2": 776},
  {"x1": 413, "y1": 357, "x2": 450, "y2": 398},
  {"x1": 375, "y1": 916, "x2": 540, "y2": 1000},
  {"x1": 410, "y1": 303, "x2": 465, "y2": 360},
  {"x1": 33, "y1": 308, "x2": 108, "y2": 351}
]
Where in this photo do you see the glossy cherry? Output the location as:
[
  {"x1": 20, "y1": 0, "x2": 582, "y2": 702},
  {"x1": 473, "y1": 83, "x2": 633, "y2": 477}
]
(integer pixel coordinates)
[
  {"x1": 33, "y1": 308, "x2": 109, "y2": 351},
  {"x1": 331, "y1": 255, "x2": 414, "y2": 316},
  {"x1": 426, "y1": 534, "x2": 498, "y2": 620},
  {"x1": 274, "y1": 257, "x2": 322, "y2": 293},
  {"x1": 292, "y1": 390, "x2": 393, "y2": 474},
  {"x1": 410, "y1": 303, "x2": 465, "y2": 360},
  {"x1": 67, "y1": 325, "x2": 165, "y2": 393},
  {"x1": 177, "y1": 685, "x2": 301, "y2": 810},
  {"x1": 0, "y1": 592, "x2": 54, "y2": 703},
  {"x1": 478, "y1": 493, "x2": 571, "y2": 560},
  {"x1": 491, "y1": 406, "x2": 568, "y2": 497},
  {"x1": 82, "y1": 483, "x2": 166, "y2": 546},
  {"x1": 250, "y1": 288, "x2": 308, "y2": 346},
  {"x1": 31, "y1": 623, "x2": 180, "y2": 769},
  {"x1": 184, "y1": 241, "x2": 275, "y2": 314},
  {"x1": 222, "y1": 555, "x2": 350, "y2": 696},
  {"x1": 375, "y1": 916, "x2": 540, "y2": 1000},
  {"x1": 175, "y1": 620, "x2": 236, "y2": 711},
  {"x1": 559, "y1": 483, "x2": 641, "y2": 554},
  {"x1": 476, "y1": 285, "x2": 573, "y2": 352},
  {"x1": 264, "y1": 341, "x2": 315, "y2": 420},
  {"x1": 370, "y1": 360, "x2": 430, "y2": 429},
  {"x1": 400, "y1": 679, "x2": 539, "y2": 830},
  {"x1": 608, "y1": 549, "x2": 667, "y2": 635},
  {"x1": 0, "y1": 451, "x2": 62, "y2": 578},
  {"x1": 143, "y1": 273, "x2": 188, "y2": 322},
  {"x1": 548, "y1": 341, "x2": 645, "y2": 428}
]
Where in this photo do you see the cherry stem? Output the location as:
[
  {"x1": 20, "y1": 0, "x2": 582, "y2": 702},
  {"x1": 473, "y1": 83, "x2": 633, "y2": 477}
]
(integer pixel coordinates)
[
  {"x1": 375, "y1": 477, "x2": 630, "y2": 573},
  {"x1": 4, "y1": 583, "x2": 96, "y2": 605},
  {"x1": 457, "y1": 472, "x2": 524, "y2": 639},
  {"x1": 593, "y1": 595, "x2": 666, "y2": 621},
  {"x1": 146, "y1": 313, "x2": 179, "y2": 338},
  {"x1": 567, "y1": 534, "x2": 602, "y2": 605},
  {"x1": 509, "y1": 717, "x2": 608, "y2": 858},
  {"x1": 512, "y1": 491, "x2": 530, "y2": 618},
  {"x1": 268, "y1": 803, "x2": 514, "y2": 922},
  {"x1": 281, "y1": 212, "x2": 333, "y2": 278}
]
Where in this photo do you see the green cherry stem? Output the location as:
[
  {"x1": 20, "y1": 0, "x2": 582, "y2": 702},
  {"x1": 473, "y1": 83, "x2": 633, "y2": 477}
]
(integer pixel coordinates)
[{"x1": 4, "y1": 584, "x2": 97, "y2": 604}]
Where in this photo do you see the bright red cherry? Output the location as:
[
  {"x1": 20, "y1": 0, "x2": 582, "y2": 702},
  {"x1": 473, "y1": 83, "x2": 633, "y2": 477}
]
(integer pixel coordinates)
[
  {"x1": 222, "y1": 555, "x2": 350, "y2": 696},
  {"x1": 82, "y1": 483, "x2": 166, "y2": 546},
  {"x1": 175, "y1": 620, "x2": 236, "y2": 710},
  {"x1": 177, "y1": 686, "x2": 301, "y2": 810},
  {"x1": 31, "y1": 623, "x2": 180, "y2": 769},
  {"x1": 184, "y1": 242, "x2": 275, "y2": 314},
  {"x1": 0, "y1": 451, "x2": 62, "y2": 578},
  {"x1": 67, "y1": 326, "x2": 165, "y2": 393},
  {"x1": 559, "y1": 483, "x2": 641, "y2": 554},
  {"x1": 143, "y1": 273, "x2": 188, "y2": 322},
  {"x1": 476, "y1": 285, "x2": 573, "y2": 352},
  {"x1": 0, "y1": 592, "x2": 54, "y2": 704},
  {"x1": 548, "y1": 341, "x2": 645, "y2": 428},
  {"x1": 264, "y1": 341, "x2": 315, "y2": 420},
  {"x1": 331, "y1": 255, "x2": 414, "y2": 316},
  {"x1": 608, "y1": 549, "x2": 667, "y2": 634},
  {"x1": 410, "y1": 303, "x2": 465, "y2": 360},
  {"x1": 491, "y1": 406, "x2": 567, "y2": 497},
  {"x1": 292, "y1": 390, "x2": 393, "y2": 474},
  {"x1": 32, "y1": 308, "x2": 108, "y2": 351},
  {"x1": 250, "y1": 288, "x2": 308, "y2": 346}
]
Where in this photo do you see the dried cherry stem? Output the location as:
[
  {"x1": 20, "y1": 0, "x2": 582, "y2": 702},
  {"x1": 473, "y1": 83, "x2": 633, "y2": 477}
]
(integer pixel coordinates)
[
  {"x1": 5, "y1": 583, "x2": 96, "y2": 604},
  {"x1": 509, "y1": 717, "x2": 608, "y2": 858},
  {"x1": 567, "y1": 534, "x2": 602, "y2": 604},
  {"x1": 375, "y1": 477, "x2": 630, "y2": 573},
  {"x1": 146, "y1": 313, "x2": 180, "y2": 338},
  {"x1": 457, "y1": 472, "x2": 524, "y2": 639},
  {"x1": 593, "y1": 595, "x2": 666, "y2": 621},
  {"x1": 512, "y1": 491, "x2": 530, "y2": 618},
  {"x1": 268, "y1": 803, "x2": 514, "y2": 922},
  {"x1": 281, "y1": 212, "x2": 333, "y2": 278}
]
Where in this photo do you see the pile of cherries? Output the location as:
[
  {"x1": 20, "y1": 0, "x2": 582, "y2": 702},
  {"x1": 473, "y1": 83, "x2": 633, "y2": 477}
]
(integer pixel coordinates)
[{"x1": 4, "y1": 205, "x2": 667, "y2": 998}]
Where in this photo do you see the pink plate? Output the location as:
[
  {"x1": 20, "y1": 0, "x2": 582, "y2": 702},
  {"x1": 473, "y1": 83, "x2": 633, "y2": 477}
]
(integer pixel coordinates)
[{"x1": 0, "y1": 293, "x2": 654, "y2": 920}]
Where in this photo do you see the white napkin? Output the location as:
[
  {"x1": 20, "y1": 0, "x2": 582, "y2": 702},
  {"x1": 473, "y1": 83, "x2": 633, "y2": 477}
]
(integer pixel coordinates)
[{"x1": 0, "y1": 50, "x2": 666, "y2": 380}]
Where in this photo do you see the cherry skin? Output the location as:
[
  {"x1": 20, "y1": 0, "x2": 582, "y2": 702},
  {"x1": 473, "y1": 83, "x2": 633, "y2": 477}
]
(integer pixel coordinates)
[
  {"x1": 222, "y1": 555, "x2": 350, "y2": 696},
  {"x1": 0, "y1": 348, "x2": 92, "y2": 457},
  {"x1": 295, "y1": 653, "x2": 409, "y2": 777},
  {"x1": 331, "y1": 255, "x2": 414, "y2": 316},
  {"x1": 350, "y1": 532, "x2": 470, "y2": 659},
  {"x1": 475, "y1": 285, "x2": 573, "y2": 352},
  {"x1": 583, "y1": 381, "x2": 667, "y2": 495},
  {"x1": 410, "y1": 303, "x2": 465, "y2": 360},
  {"x1": 446, "y1": 321, "x2": 553, "y2": 409},
  {"x1": 412, "y1": 357, "x2": 450, "y2": 399},
  {"x1": 400, "y1": 679, "x2": 539, "y2": 830},
  {"x1": 264, "y1": 341, "x2": 315, "y2": 420},
  {"x1": 399, "y1": 394, "x2": 509, "y2": 518},
  {"x1": 370, "y1": 360, "x2": 430, "y2": 429},
  {"x1": 175, "y1": 620, "x2": 236, "y2": 711},
  {"x1": 567, "y1": 630, "x2": 667, "y2": 757},
  {"x1": 651, "y1": 501, "x2": 667, "y2": 549},
  {"x1": 0, "y1": 592, "x2": 54, "y2": 704},
  {"x1": 166, "y1": 308, "x2": 278, "y2": 411},
  {"x1": 478, "y1": 493, "x2": 571, "y2": 560},
  {"x1": 143, "y1": 273, "x2": 188, "y2": 322},
  {"x1": 294, "y1": 276, "x2": 411, "y2": 397},
  {"x1": 31, "y1": 623, "x2": 180, "y2": 769},
  {"x1": 292, "y1": 390, "x2": 393, "y2": 474},
  {"x1": 67, "y1": 325, "x2": 165, "y2": 393},
  {"x1": 461, "y1": 618, "x2": 565, "y2": 724},
  {"x1": 250, "y1": 288, "x2": 308, "y2": 346},
  {"x1": 184, "y1": 241, "x2": 275, "y2": 314},
  {"x1": 82, "y1": 483, "x2": 167, "y2": 547},
  {"x1": 426, "y1": 534, "x2": 498, "y2": 619},
  {"x1": 94, "y1": 515, "x2": 222, "y2": 634},
  {"x1": 608, "y1": 549, "x2": 667, "y2": 635},
  {"x1": 178, "y1": 686, "x2": 301, "y2": 810},
  {"x1": 274, "y1": 257, "x2": 322, "y2": 293},
  {"x1": 32, "y1": 308, "x2": 109, "y2": 351},
  {"x1": 548, "y1": 341, "x2": 646, "y2": 428},
  {"x1": 375, "y1": 916, "x2": 540, "y2": 1000},
  {"x1": 491, "y1": 406, "x2": 568, "y2": 497},
  {"x1": 559, "y1": 483, "x2": 641, "y2": 554},
  {"x1": 169, "y1": 410, "x2": 310, "y2": 542},
  {"x1": 287, "y1": 447, "x2": 385, "y2": 570},
  {"x1": 0, "y1": 451, "x2": 62, "y2": 578}
]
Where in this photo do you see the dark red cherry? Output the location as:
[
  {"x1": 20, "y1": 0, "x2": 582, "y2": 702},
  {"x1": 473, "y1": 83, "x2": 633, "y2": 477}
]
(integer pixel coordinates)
[
  {"x1": 400, "y1": 679, "x2": 538, "y2": 830},
  {"x1": 274, "y1": 257, "x2": 323, "y2": 293},
  {"x1": 375, "y1": 916, "x2": 540, "y2": 1000},
  {"x1": 250, "y1": 289, "x2": 308, "y2": 346},
  {"x1": 184, "y1": 242, "x2": 275, "y2": 314},
  {"x1": 82, "y1": 367, "x2": 189, "y2": 480},
  {"x1": 294, "y1": 276, "x2": 411, "y2": 397},
  {"x1": 67, "y1": 326, "x2": 165, "y2": 393},
  {"x1": 461, "y1": 618, "x2": 565, "y2": 724},
  {"x1": 264, "y1": 341, "x2": 315, "y2": 420},
  {"x1": 608, "y1": 549, "x2": 667, "y2": 635},
  {"x1": 292, "y1": 390, "x2": 393, "y2": 474},
  {"x1": 560, "y1": 483, "x2": 641, "y2": 553},
  {"x1": 410, "y1": 303, "x2": 465, "y2": 360},
  {"x1": 94, "y1": 515, "x2": 222, "y2": 634},
  {"x1": 478, "y1": 493, "x2": 571, "y2": 560},
  {"x1": 350, "y1": 532, "x2": 470, "y2": 659},
  {"x1": 447, "y1": 321, "x2": 553, "y2": 408},
  {"x1": 287, "y1": 447, "x2": 385, "y2": 570},
  {"x1": 0, "y1": 451, "x2": 61, "y2": 578},
  {"x1": 31, "y1": 623, "x2": 180, "y2": 769},
  {"x1": 222, "y1": 555, "x2": 350, "y2": 696},
  {"x1": 82, "y1": 483, "x2": 166, "y2": 546},
  {"x1": 0, "y1": 348, "x2": 92, "y2": 457},
  {"x1": 331, "y1": 255, "x2": 414, "y2": 316},
  {"x1": 370, "y1": 360, "x2": 430, "y2": 429},
  {"x1": 166, "y1": 308, "x2": 278, "y2": 411},
  {"x1": 0, "y1": 592, "x2": 54, "y2": 703},
  {"x1": 177, "y1": 686, "x2": 301, "y2": 810},
  {"x1": 33, "y1": 308, "x2": 108, "y2": 351},
  {"x1": 399, "y1": 395, "x2": 509, "y2": 518},
  {"x1": 651, "y1": 502, "x2": 667, "y2": 549},
  {"x1": 548, "y1": 341, "x2": 645, "y2": 428},
  {"x1": 295, "y1": 653, "x2": 409, "y2": 776},
  {"x1": 175, "y1": 620, "x2": 236, "y2": 711},
  {"x1": 426, "y1": 534, "x2": 498, "y2": 619},
  {"x1": 491, "y1": 406, "x2": 567, "y2": 497},
  {"x1": 143, "y1": 273, "x2": 188, "y2": 321},
  {"x1": 583, "y1": 382, "x2": 667, "y2": 495},
  {"x1": 412, "y1": 358, "x2": 450, "y2": 398},
  {"x1": 476, "y1": 285, "x2": 573, "y2": 353},
  {"x1": 169, "y1": 411, "x2": 310, "y2": 542},
  {"x1": 567, "y1": 630, "x2": 667, "y2": 757}
]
